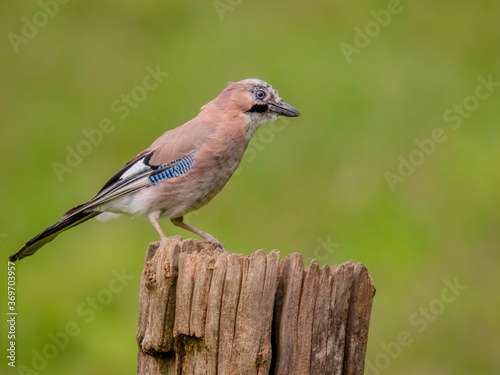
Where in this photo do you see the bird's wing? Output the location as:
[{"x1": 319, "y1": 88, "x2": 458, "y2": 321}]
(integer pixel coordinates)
[
  {"x1": 11, "y1": 122, "x2": 213, "y2": 262},
  {"x1": 62, "y1": 125, "x2": 211, "y2": 218},
  {"x1": 62, "y1": 150, "x2": 197, "y2": 218}
]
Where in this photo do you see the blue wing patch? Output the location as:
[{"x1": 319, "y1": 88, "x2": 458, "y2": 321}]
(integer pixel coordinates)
[{"x1": 148, "y1": 153, "x2": 195, "y2": 184}]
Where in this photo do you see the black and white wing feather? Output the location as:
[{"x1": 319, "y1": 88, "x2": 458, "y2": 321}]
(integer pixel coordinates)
[{"x1": 9, "y1": 150, "x2": 196, "y2": 261}]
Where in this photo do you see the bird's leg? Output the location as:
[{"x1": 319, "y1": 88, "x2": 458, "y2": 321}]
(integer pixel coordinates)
[
  {"x1": 171, "y1": 217, "x2": 226, "y2": 251},
  {"x1": 148, "y1": 211, "x2": 168, "y2": 241}
]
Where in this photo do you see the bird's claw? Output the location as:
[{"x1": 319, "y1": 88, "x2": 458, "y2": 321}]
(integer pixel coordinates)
[{"x1": 202, "y1": 235, "x2": 226, "y2": 251}]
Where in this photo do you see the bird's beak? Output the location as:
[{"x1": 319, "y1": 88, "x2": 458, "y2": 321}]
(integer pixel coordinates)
[{"x1": 269, "y1": 100, "x2": 301, "y2": 117}]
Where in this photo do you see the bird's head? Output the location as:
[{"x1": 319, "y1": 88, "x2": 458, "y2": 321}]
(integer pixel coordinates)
[
  {"x1": 206, "y1": 79, "x2": 300, "y2": 132},
  {"x1": 233, "y1": 78, "x2": 300, "y2": 119}
]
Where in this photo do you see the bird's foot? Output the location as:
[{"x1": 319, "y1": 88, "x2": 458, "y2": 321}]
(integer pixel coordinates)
[{"x1": 202, "y1": 235, "x2": 226, "y2": 251}]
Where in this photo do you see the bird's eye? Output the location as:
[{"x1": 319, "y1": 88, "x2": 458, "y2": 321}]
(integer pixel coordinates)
[{"x1": 256, "y1": 90, "x2": 266, "y2": 100}]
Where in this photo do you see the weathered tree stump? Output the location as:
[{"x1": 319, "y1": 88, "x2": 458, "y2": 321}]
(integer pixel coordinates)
[{"x1": 136, "y1": 236, "x2": 375, "y2": 375}]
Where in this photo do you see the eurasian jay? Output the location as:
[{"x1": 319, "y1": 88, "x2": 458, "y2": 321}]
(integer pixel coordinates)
[{"x1": 10, "y1": 79, "x2": 300, "y2": 262}]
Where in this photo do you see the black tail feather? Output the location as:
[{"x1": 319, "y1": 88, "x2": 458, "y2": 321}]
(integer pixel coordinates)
[{"x1": 9, "y1": 211, "x2": 99, "y2": 262}]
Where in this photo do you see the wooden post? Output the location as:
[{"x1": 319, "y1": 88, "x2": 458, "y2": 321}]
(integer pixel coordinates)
[{"x1": 136, "y1": 236, "x2": 375, "y2": 375}]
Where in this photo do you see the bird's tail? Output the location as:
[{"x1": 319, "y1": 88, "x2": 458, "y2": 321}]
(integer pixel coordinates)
[{"x1": 9, "y1": 211, "x2": 100, "y2": 262}]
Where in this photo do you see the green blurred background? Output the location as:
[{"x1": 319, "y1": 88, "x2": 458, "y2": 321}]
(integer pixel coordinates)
[{"x1": 1, "y1": 1, "x2": 499, "y2": 374}]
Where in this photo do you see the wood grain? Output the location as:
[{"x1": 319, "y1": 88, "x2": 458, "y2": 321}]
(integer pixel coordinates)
[{"x1": 136, "y1": 236, "x2": 375, "y2": 375}]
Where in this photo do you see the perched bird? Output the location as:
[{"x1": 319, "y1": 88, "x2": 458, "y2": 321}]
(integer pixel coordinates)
[{"x1": 10, "y1": 79, "x2": 300, "y2": 262}]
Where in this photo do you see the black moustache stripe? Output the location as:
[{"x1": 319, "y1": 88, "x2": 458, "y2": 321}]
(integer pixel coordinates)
[{"x1": 247, "y1": 104, "x2": 268, "y2": 113}]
